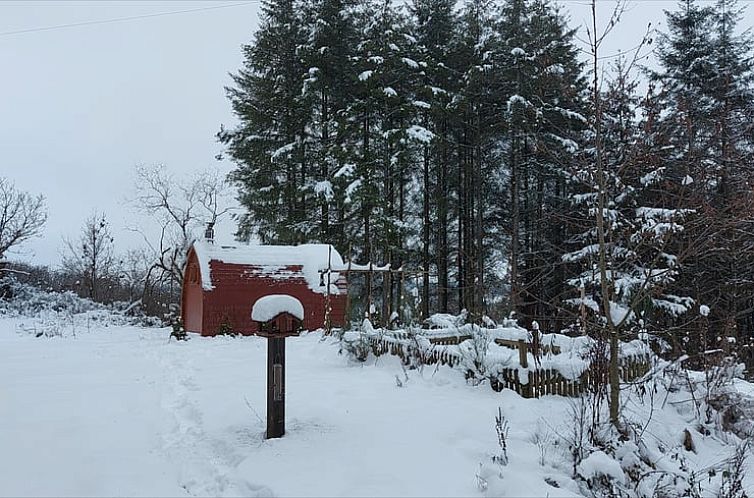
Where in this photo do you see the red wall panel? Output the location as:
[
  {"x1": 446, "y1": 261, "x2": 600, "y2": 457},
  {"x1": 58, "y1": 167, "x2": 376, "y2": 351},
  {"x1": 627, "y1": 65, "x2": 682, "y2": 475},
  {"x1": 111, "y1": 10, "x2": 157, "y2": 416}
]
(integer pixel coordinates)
[{"x1": 181, "y1": 257, "x2": 347, "y2": 336}]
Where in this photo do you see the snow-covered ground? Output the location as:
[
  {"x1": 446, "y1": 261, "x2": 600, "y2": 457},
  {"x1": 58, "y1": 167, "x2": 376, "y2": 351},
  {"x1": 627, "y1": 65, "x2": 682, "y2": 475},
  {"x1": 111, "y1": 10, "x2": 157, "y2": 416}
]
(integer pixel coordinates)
[{"x1": 1, "y1": 315, "x2": 752, "y2": 497}]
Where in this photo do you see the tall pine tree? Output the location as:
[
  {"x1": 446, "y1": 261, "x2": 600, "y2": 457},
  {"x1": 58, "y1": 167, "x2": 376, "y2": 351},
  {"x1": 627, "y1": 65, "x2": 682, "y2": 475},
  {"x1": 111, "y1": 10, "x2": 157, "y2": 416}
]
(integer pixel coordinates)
[{"x1": 221, "y1": 0, "x2": 310, "y2": 244}]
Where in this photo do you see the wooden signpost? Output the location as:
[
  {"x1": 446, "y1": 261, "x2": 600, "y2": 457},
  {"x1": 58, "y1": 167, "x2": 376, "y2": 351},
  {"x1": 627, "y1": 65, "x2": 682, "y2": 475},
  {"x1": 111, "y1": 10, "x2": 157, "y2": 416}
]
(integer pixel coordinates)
[
  {"x1": 266, "y1": 334, "x2": 287, "y2": 438},
  {"x1": 252, "y1": 295, "x2": 303, "y2": 439}
]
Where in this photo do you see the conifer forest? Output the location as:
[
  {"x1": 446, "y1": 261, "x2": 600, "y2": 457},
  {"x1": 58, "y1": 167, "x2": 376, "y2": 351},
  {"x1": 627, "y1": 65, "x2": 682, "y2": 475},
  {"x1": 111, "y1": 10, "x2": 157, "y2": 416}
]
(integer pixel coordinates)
[{"x1": 221, "y1": 0, "x2": 754, "y2": 367}]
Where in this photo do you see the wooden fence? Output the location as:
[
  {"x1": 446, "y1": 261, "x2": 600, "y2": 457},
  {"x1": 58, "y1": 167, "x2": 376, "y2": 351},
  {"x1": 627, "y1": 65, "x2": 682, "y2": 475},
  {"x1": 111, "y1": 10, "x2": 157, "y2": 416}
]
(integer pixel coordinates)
[
  {"x1": 365, "y1": 331, "x2": 650, "y2": 399},
  {"x1": 368, "y1": 333, "x2": 464, "y2": 367},
  {"x1": 489, "y1": 355, "x2": 650, "y2": 398}
]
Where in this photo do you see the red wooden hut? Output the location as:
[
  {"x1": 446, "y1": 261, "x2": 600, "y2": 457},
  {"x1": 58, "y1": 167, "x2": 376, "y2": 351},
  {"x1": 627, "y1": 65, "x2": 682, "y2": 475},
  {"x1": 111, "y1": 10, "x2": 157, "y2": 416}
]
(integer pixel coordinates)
[{"x1": 181, "y1": 241, "x2": 347, "y2": 336}]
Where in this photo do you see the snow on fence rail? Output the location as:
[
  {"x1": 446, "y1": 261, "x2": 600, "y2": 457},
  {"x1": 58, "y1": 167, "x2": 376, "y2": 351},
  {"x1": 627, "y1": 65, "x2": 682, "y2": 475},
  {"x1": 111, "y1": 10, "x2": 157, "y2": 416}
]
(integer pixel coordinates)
[
  {"x1": 487, "y1": 355, "x2": 650, "y2": 398},
  {"x1": 347, "y1": 322, "x2": 650, "y2": 399}
]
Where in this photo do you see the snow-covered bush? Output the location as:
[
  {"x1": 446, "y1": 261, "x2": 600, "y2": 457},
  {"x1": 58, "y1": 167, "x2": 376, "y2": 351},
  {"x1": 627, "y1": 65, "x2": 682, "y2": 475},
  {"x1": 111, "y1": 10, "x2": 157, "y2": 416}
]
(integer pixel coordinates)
[
  {"x1": 0, "y1": 276, "x2": 163, "y2": 334},
  {"x1": 717, "y1": 441, "x2": 751, "y2": 498},
  {"x1": 340, "y1": 330, "x2": 370, "y2": 362},
  {"x1": 0, "y1": 276, "x2": 103, "y2": 317},
  {"x1": 339, "y1": 319, "x2": 376, "y2": 362},
  {"x1": 457, "y1": 326, "x2": 491, "y2": 383},
  {"x1": 576, "y1": 450, "x2": 626, "y2": 494},
  {"x1": 424, "y1": 310, "x2": 468, "y2": 329},
  {"x1": 548, "y1": 355, "x2": 754, "y2": 498}
]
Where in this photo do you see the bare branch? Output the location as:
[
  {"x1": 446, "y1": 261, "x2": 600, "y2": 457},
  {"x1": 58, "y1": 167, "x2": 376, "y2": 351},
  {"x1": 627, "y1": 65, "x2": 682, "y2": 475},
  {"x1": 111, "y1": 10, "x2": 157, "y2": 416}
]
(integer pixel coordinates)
[
  {"x1": 0, "y1": 178, "x2": 48, "y2": 259},
  {"x1": 130, "y1": 164, "x2": 234, "y2": 287}
]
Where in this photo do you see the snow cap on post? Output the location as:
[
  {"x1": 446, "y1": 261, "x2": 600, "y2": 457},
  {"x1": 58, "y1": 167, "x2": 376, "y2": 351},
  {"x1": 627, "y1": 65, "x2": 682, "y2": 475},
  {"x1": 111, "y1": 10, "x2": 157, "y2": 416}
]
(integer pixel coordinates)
[{"x1": 252, "y1": 294, "x2": 305, "y2": 322}]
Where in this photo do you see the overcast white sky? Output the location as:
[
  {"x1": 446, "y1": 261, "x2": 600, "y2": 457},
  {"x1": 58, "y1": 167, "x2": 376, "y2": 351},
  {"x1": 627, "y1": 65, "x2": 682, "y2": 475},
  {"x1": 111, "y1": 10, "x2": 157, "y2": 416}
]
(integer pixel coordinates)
[{"x1": 1, "y1": 0, "x2": 751, "y2": 267}]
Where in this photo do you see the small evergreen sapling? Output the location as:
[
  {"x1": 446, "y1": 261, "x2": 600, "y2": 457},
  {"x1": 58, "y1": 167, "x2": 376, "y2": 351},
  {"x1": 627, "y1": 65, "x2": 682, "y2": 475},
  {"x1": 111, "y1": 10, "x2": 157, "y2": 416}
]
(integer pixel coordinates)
[
  {"x1": 169, "y1": 316, "x2": 188, "y2": 341},
  {"x1": 216, "y1": 317, "x2": 236, "y2": 336}
]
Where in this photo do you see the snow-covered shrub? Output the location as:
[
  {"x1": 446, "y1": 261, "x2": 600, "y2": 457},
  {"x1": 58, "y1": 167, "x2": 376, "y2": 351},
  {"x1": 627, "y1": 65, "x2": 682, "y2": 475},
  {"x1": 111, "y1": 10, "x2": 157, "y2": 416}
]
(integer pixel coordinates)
[
  {"x1": 528, "y1": 419, "x2": 552, "y2": 467},
  {"x1": 717, "y1": 440, "x2": 751, "y2": 498},
  {"x1": 564, "y1": 395, "x2": 593, "y2": 472},
  {"x1": 339, "y1": 319, "x2": 375, "y2": 362},
  {"x1": 457, "y1": 326, "x2": 491, "y2": 383},
  {"x1": 340, "y1": 330, "x2": 370, "y2": 362},
  {"x1": 584, "y1": 336, "x2": 610, "y2": 426},
  {"x1": 113, "y1": 300, "x2": 165, "y2": 327},
  {"x1": 576, "y1": 450, "x2": 626, "y2": 489},
  {"x1": 403, "y1": 326, "x2": 431, "y2": 370},
  {"x1": 0, "y1": 276, "x2": 103, "y2": 317},
  {"x1": 655, "y1": 355, "x2": 749, "y2": 437},
  {"x1": 0, "y1": 276, "x2": 164, "y2": 333},
  {"x1": 703, "y1": 358, "x2": 747, "y2": 430},
  {"x1": 554, "y1": 354, "x2": 754, "y2": 498},
  {"x1": 424, "y1": 310, "x2": 468, "y2": 329}
]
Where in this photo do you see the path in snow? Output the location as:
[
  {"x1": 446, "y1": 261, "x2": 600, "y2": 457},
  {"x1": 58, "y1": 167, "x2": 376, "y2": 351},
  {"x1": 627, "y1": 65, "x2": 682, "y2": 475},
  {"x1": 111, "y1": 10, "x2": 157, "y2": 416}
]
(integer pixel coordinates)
[{"x1": 154, "y1": 340, "x2": 272, "y2": 497}]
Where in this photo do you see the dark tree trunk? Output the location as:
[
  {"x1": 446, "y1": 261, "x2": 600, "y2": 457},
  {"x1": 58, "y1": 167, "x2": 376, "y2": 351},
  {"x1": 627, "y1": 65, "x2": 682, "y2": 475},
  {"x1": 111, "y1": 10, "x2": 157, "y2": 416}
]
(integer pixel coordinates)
[
  {"x1": 422, "y1": 131, "x2": 431, "y2": 319},
  {"x1": 438, "y1": 118, "x2": 449, "y2": 313}
]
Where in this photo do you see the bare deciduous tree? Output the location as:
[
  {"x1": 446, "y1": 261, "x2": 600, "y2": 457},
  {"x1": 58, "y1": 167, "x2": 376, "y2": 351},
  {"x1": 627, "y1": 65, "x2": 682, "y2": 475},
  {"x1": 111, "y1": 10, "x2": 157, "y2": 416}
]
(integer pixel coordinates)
[
  {"x1": 117, "y1": 247, "x2": 153, "y2": 303},
  {"x1": 131, "y1": 165, "x2": 233, "y2": 291},
  {"x1": 62, "y1": 212, "x2": 116, "y2": 302},
  {"x1": 0, "y1": 178, "x2": 47, "y2": 261}
]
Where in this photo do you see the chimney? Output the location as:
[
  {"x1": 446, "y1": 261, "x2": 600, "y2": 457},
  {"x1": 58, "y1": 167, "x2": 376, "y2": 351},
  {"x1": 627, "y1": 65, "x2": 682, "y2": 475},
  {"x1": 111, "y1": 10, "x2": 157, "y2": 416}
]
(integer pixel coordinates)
[{"x1": 205, "y1": 222, "x2": 215, "y2": 244}]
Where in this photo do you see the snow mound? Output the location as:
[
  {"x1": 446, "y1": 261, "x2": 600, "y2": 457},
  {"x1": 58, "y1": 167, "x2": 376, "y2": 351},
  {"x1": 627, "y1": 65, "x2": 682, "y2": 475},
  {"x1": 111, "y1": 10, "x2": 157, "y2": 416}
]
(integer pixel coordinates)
[
  {"x1": 251, "y1": 294, "x2": 304, "y2": 322},
  {"x1": 424, "y1": 312, "x2": 467, "y2": 329},
  {"x1": 577, "y1": 451, "x2": 625, "y2": 484}
]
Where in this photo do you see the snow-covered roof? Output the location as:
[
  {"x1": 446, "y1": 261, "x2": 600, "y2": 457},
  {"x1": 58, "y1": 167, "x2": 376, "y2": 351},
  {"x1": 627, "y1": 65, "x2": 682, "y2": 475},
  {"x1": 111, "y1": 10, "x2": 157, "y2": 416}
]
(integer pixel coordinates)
[
  {"x1": 251, "y1": 294, "x2": 304, "y2": 322},
  {"x1": 192, "y1": 241, "x2": 344, "y2": 294}
]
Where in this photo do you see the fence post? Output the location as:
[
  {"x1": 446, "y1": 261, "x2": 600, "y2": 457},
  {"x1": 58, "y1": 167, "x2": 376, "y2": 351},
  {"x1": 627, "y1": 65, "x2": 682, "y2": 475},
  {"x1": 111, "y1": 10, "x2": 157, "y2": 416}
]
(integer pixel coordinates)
[{"x1": 517, "y1": 339, "x2": 528, "y2": 368}]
